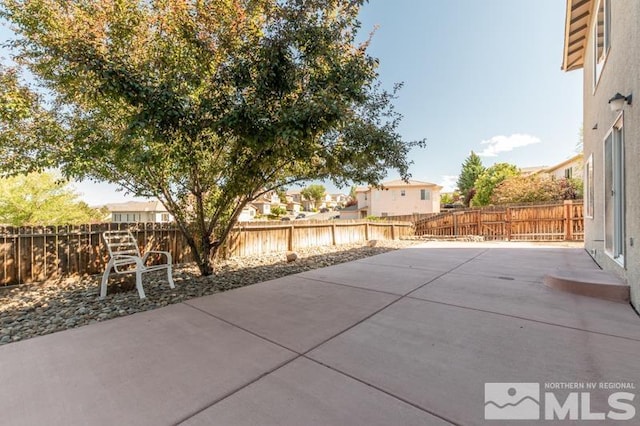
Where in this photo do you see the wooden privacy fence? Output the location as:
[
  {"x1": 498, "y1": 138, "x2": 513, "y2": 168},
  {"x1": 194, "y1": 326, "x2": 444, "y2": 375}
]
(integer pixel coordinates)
[
  {"x1": 0, "y1": 220, "x2": 413, "y2": 286},
  {"x1": 414, "y1": 200, "x2": 584, "y2": 241}
]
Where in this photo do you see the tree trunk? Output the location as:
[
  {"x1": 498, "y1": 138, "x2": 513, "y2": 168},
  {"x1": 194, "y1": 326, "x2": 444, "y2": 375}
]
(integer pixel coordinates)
[{"x1": 197, "y1": 237, "x2": 214, "y2": 276}]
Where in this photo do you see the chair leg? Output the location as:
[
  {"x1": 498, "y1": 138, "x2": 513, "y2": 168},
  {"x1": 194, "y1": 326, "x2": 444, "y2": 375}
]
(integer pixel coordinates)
[
  {"x1": 100, "y1": 269, "x2": 110, "y2": 299},
  {"x1": 167, "y1": 265, "x2": 175, "y2": 289},
  {"x1": 100, "y1": 259, "x2": 115, "y2": 299},
  {"x1": 135, "y1": 271, "x2": 146, "y2": 299}
]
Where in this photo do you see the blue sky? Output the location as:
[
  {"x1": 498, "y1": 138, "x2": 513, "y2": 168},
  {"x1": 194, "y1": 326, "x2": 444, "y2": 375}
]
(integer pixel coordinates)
[{"x1": 1, "y1": 0, "x2": 582, "y2": 205}]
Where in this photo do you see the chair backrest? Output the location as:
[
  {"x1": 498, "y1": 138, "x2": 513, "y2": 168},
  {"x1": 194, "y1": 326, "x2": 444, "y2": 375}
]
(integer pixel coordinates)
[{"x1": 103, "y1": 231, "x2": 142, "y2": 258}]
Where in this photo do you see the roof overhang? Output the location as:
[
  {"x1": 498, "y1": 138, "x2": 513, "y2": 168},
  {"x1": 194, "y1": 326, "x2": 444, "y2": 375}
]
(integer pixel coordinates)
[{"x1": 562, "y1": 0, "x2": 594, "y2": 71}]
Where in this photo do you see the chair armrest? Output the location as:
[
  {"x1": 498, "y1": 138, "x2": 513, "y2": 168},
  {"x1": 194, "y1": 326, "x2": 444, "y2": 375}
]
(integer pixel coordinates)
[{"x1": 142, "y1": 250, "x2": 173, "y2": 265}]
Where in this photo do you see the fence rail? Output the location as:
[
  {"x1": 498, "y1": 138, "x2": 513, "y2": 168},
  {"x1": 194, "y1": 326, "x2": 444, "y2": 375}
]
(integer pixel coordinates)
[
  {"x1": 414, "y1": 200, "x2": 584, "y2": 242},
  {"x1": 0, "y1": 220, "x2": 413, "y2": 286}
]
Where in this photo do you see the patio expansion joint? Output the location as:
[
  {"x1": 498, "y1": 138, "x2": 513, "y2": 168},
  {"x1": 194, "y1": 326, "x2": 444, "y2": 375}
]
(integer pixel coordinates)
[
  {"x1": 174, "y1": 301, "x2": 304, "y2": 425},
  {"x1": 401, "y1": 249, "x2": 491, "y2": 299},
  {"x1": 405, "y1": 296, "x2": 640, "y2": 343},
  {"x1": 180, "y1": 295, "x2": 460, "y2": 425},
  {"x1": 301, "y1": 355, "x2": 460, "y2": 426}
]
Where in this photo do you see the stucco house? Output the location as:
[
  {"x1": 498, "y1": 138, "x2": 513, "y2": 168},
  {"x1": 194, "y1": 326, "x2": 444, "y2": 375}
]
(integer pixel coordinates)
[
  {"x1": 237, "y1": 204, "x2": 258, "y2": 222},
  {"x1": 355, "y1": 179, "x2": 442, "y2": 218},
  {"x1": 538, "y1": 153, "x2": 583, "y2": 180},
  {"x1": 106, "y1": 201, "x2": 173, "y2": 223},
  {"x1": 562, "y1": 0, "x2": 639, "y2": 307}
]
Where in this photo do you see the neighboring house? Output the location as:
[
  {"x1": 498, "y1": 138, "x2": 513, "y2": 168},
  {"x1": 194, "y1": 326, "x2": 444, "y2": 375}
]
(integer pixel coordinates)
[
  {"x1": 286, "y1": 201, "x2": 302, "y2": 214},
  {"x1": 251, "y1": 201, "x2": 272, "y2": 216},
  {"x1": 562, "y1": 0, "x2": 639, "y2": 307},
  {"x1": 520, "y1": 165, "x2": 547, "y2": 176},
  {"x1": 538, "y1": 153, "x2": 583, "y2": 180},
  {"x1": 355, "y1": 180, "x2": 442, "y2": 218},
  {"x1": 238, "y1": 204, "x2": 258, "y2": 222},
  {"x1": 285, "y1": 189, "x2": 302, "y2": 204},
  {"x1": 339, "y1": 204, "x2": 359, "y2": 220},
  {"x1": 329, "y1": 193, "x2": 349, "y2": 208},
  {"x1": 106, "y1": 201, "x2": 173, "y2": 223}
]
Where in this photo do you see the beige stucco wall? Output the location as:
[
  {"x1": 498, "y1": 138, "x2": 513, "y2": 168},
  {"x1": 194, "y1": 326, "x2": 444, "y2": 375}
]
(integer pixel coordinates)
[
  {"x1": 368, "y1": 186, "x2": 440, "y2": 217},
  {"x1": 581, "y1": 0, "x2": 640, "y2": 307}
]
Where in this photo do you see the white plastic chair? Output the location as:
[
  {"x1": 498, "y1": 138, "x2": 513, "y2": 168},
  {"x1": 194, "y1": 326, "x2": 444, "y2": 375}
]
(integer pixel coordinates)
[{"x1": 101, "y1": 231, "x2": 175, "y2": 299}]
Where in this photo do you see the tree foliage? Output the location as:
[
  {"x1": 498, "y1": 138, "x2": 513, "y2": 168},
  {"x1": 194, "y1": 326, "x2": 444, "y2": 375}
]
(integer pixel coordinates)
[
  {"x1": 472, "y1": 163, "x2": 519, "y2": 206},
  {"x1": 0, "y1": 172, "x2": 105, "y2": 225},
  {"x1": 0, "y1": 65, "x2": 60, "y2": 174},
  {"x1": 491, "y1": 174, "x2": 583, "y2": 205},
  {"x1": 1, "y1": 0, "x2": 424, "y2": 275},
  {"x1": 456, "y1": 151, "x2": 484, "y2": 206},
  {"x1": 300, "y1": 184, "x2": 326, "y2": 208}
]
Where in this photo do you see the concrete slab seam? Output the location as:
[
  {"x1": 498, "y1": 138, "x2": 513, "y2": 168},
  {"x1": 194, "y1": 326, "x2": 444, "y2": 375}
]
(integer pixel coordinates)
[
  {"x1": 405, "y1": 296, "x2": 640, "y2": 342},
  {"x1": 302, "y1": 355, "x2": 459, "y2": 426}
]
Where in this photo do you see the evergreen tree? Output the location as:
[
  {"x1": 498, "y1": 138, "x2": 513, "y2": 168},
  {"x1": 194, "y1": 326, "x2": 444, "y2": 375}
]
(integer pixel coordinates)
[{"x1": 456, "y1": 151, "x2": 485, "y2": 206}]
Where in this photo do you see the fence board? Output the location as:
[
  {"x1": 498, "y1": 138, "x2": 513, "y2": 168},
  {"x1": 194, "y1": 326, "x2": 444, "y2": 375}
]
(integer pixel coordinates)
[
  {"x1": 415, "y1": 201, "x2": 584, "y2": 242},
  {"x1": 0, "y1": 220, "x2": 411, "y2": 286}
]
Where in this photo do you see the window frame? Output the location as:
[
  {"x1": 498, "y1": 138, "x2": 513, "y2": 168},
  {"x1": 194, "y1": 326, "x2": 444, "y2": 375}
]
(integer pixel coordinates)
[
  {"x1": 584, "y1": 154, "x2": 594, "y2": 219},
  {"x1": 592, "y1": 0, "x2": 611, "y2": 91}
]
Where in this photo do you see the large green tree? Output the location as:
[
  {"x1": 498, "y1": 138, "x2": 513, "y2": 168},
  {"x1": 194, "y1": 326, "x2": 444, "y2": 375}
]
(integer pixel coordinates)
[
  {"x1": 0, "y1": 172, "x2": 105, "y2": 225},
  {"x1": 1, "y1": 0, "x2": 424, "y2": 275},
  {"x1": 456, "y1": 151, "x2": 484, "y2": 207},
  {"x1": 472, "y1": 163, "x2": 519, "y2": 206}
]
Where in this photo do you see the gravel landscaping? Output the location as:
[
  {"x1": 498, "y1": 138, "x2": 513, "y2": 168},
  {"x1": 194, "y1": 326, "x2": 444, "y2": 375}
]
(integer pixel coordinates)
[{"x1": 0, "y1": 240, "x2": 419, "y2": 345}]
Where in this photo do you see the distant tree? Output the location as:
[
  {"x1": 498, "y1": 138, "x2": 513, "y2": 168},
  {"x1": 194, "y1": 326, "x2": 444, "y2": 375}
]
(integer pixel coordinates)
[
  {"x1": 301, "y1": 184, "x2": 327, "y2": 209},
  {"x1": 269, "y1": 206, "x2": 287, "y2": 219},
  {"x1": 440, "y1": 193, "x2": 455, "y2": 205},
  {"x1": 2, "y1": 0, "x2": 424, "y2": 276},
  {"x1": 456, "y1": 151, "x2": 485, "y2": 206},
  {"x1": 0, "y1": 172, "x2": 104, "y2": 225},
  {"x1": 472, "y1": 163, "x2": 519, "y2": 206},
  {"x1": 491, "y1": 174, "x2": 584, "y2": 205}
]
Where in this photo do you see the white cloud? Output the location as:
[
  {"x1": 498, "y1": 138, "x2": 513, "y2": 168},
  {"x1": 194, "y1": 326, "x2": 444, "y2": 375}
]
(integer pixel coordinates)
[
  {"x1": 477, "y1": 134, "x2": 541, "y2": 157},
  {"x1": 439, "y1": 175, "x2": 458, "y2": 192}
]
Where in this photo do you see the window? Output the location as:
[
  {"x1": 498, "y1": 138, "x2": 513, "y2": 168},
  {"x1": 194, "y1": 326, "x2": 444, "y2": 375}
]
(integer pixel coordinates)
[
  {"x1": 161, "y1": 213, "x2": 170, "y2": 222},
  {"x1": 420, "y1": 189, "x2": 430, "y2": 201},
  {"x1": 400, "y1": 190, "x2": 406, "y2": 197},
  {"x1": 564, "y1": 168, "x2": 573, "y2": 179},
  {"x1": 113, "y1": 213, "x2": 121, "y2": 222},
  {"x1": 381, "y1": 212, "x2": 388, "y2": 217},
  {"x1": 604, "y1": 115, "x2": 624, "y2": 264},
  {"x1": 584, "y1": 154, "x2": 594, "y2": 218},
  {"x1": 593, "y1": 0, "x2": 611, "y2": 88}
]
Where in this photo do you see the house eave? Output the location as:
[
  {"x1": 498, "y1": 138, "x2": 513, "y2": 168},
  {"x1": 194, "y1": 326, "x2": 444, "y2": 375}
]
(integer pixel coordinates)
[{"x1": 562, "y1": 0, "x2": 594, "y2": 72}]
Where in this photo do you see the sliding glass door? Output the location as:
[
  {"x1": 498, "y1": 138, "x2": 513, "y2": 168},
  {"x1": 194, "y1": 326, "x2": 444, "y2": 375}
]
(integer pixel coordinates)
[{"x1": 604, "y1": 115, "x2": 625, "y2": 264}]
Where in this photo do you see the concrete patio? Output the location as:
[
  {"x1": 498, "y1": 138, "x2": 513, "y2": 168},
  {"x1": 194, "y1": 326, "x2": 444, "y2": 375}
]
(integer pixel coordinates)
[{"x1": 1, "y1": 242, "x2": 640, "y2": 425}]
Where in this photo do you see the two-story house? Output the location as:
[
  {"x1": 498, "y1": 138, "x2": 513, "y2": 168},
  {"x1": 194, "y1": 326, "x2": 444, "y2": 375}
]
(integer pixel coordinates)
[
  {"x1": 106, "y1": 201, "x2": 173, "y2": 223},
  {"x1": 355, "y1": 179, "x2": 442, "y2": 218},
  {"x1": 562, "y1": 0, "x2": 639, "y2": 308}
]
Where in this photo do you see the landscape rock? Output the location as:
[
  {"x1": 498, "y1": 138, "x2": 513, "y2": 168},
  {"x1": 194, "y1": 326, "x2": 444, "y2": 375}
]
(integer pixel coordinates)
[{"x1": 0, "y1": 240, "x2": 419, "y2": 346}]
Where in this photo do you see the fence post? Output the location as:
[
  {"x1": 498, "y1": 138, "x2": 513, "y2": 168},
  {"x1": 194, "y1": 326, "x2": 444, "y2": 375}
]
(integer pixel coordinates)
[
  {"x1": 331, "y1": 224, "x2": 337, "y2": 246},
  {"x1": 391, "y1": 224, "x2": 396, "y2": 240},
  {"x1": 505, "y1": 207, "x2": 511, "y2": 241},
  {"x1": 288, "y1": 225, "x2": 294, "y2": 251},
  {"x1": 564, "y1": 200, "x2": 573, "y2": 241},
  {"x1": 365, "y1": 222, "x2": 370, "y2": 240}
]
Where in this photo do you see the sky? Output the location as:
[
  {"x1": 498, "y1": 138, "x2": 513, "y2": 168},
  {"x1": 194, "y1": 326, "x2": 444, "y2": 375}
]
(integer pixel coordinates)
[{"x1": 1, "y1": 0, "x2": 583, "y2": 205}]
